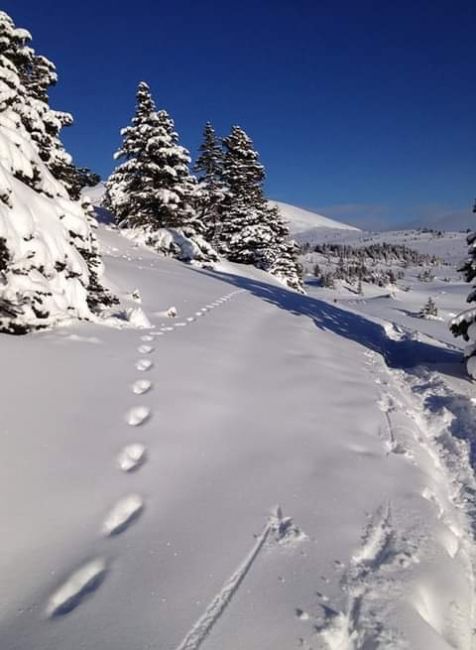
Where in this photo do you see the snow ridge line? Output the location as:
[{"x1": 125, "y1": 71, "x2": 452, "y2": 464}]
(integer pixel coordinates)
[{"x1": 174, "y1": 507, "x2": 299, "y2": 650}]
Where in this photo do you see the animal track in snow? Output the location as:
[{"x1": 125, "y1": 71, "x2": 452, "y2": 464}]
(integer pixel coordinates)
[
  {"x1": 174, "y1": 322, "x2": 187, "y2": 327},
  {"x1": 295, "y1": 608, "x2": 310, "y2": 621},
  {"x1": 187, "y1": 317, "x2": 195, "y2": 322},
  {"x1": 132, "y1": 379, "x2": 152, "y2": 395},
  {"x1": 102, "y1": 494, "x2": 144, "y2": 536},
  {"x1": 126, "y1": 406, "x2": 151, "y2": 426},
  {"x1": 46, "y1": 558, "x2": 107, "y2": 617},
  {"x1": 141, "y1": 335, "x2": 154, "y2": 342},
  {"x1": 137, "y1": 344, "x2": 154, "y2": 354},
  {"x1": 117, "y1": 443, "x2": 147, "y2": 472},
  {"x1": 135, "y1": 358, "x2": 153, "y2": 372}
]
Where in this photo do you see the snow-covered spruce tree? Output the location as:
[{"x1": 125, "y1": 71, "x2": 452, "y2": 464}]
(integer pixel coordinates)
[
  {"x1": 419, "y1": 296, "x2": 438, "y2": 318},
  {"x1": 450, "y1": 221, "x2": 476, "y2": 376},
  {"x1": 14, "y1": 42, "x2": 99, "y2": 201},
  {"x1": 193, "y1": 122, "x2": 226, "y2": 247},
  {"x1": 265, "y1": 204, "x2": 304, "y2": 292},
  {"x1": 219, "y1": 126, "x2": 302, "y2": 291},
  {"x1": 0, "y1": 11, "x2": 114, "y2": 333},
  {"x1": 104, "y1": 82, "x2": 215, "y2": 262}
]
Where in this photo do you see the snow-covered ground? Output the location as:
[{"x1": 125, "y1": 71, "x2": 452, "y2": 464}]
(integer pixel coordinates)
[{"x1": 1, "y1": 225, "x2": 475, "y2": 649}]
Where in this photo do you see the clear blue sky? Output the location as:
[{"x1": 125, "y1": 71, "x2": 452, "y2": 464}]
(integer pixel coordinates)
[{"x1": 5, "y1": 0, "x2": 476, "y2": 227}]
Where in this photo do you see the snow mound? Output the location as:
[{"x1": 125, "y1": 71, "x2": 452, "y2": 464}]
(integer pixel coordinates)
[
  {"x1": 121, "y1": 226, "x2": 217, "y2": 264},
  {"x1": 270, "y1": 200, "x2": 359, "y2": 235}
]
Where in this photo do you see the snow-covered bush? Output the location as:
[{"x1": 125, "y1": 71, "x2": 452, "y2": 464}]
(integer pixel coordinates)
[
  {"x1": 0, "y1": 11, "x2": 114, "y2": 333},
  {"x1": 450, "y1": 229, "x2": 476, "y2": 377},
  {"x1": 121, "y1": 225, "x2": 218, "y2": 264}
]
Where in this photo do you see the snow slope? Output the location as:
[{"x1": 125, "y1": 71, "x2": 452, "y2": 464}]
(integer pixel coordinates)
[
  {"x1": 0, "y1": 226, "x2": 474, "y2": 650},
  {"x1": 270, "y1": 200, "x2": 360, "y2": 236}
]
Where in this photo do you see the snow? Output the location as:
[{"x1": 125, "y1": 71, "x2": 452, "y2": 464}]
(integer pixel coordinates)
[
  {"x1": 0, "y1": 225, "x2": 475, "y2": 649},
  {"x1": 270, "y1": 200, "x2": 360, "y2": 235}
]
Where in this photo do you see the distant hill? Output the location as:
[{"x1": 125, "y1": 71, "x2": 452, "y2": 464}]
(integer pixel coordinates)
[
  {"x1": 270, "y1": 200, "x2": 360, "y2": 236},
  {"x1": 84, "y1": 186, "x2": 361, "y2": 235}
]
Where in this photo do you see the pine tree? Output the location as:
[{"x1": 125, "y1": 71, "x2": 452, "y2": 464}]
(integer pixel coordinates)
[
  {"x1": 420, "y1": 296, "x2": 438, "y2": 318},
  {"x1": 265, "y1": 204, "x2": 303, "y2": 292},
  {"x1": 218, "y1": 126, "x2": 271, "y2": 261},
  {"x1": 104, "y1": 82, "x2": 201, "y2": 236},
  {"x1": 216, "y1": 125, "x2": 302, "y2": 290},
  {"x1": 0, "y1": 11, "x2": 114, "y2": 332},
  {"x1": 5, "y1": 29, "x2": 99, "y2": 201},
  {"x1": 194, "y1": 122, "x2": 226, "y2": 246}
]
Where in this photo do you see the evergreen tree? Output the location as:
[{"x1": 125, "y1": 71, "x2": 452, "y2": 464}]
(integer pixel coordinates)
[
  {"x1": 450, "y1": 209, "x2": 476, "y2": 375},
  {"x1": 218, "y1": 125, "x2": 271, "y2": 261},
  {"x1": 194, "y1": 122, "x2": 226, "y2": 246},
  {"x1": 216, "y1": 125, "x2": 302, "y2": 290},
  {"x1": 104, "y1": 82, "x2": 201, "y2": 235},
  {"x1": 2, "y1": 25, "x2": 99, "y2": 201},
  {"x1": 420, "y1": 296, "x2": 438, "y2": 318},
  {"x1": 0, "y1": 11, "x2": 114, "y2": 332}
]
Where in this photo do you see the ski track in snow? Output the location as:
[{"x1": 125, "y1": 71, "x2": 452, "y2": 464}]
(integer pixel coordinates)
[{"x1": 174, "y1": 507, "x2": 304, "y2": 650}]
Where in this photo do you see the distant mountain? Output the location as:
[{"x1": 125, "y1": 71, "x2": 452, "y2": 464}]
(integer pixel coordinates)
[
  {"x1": 405, "y1": 208, "x2": 475, "y2": 232},
  {"x1": 85, "y1": 186, "x2": 361, "y2": 235},
  {"x1": 270, "y1": 200, "x2": 360, "y2": 236}
]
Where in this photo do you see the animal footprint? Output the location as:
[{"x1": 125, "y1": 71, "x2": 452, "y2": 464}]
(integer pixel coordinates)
[
  {"x1": 102, "y1": 495, "x2": 144, "y2": 536},
  {"x1": 138, "y1": 344, "x2": 154, "y2": 354},
  {"x1": 135, "y1": 359, "x2": 153, "y2": 372},
  {"x1": 126, "y1": 406, "x2": 151, "y2": 426},
  {"x1": 132, "y1": 379, "x2": 152, "y2": 395},
  {"x1": 117, "y1": 444, "x2": 147, "y2": 472},
  {"x1": 46, "y1": 558, "x2": 107, "y2": 617}
]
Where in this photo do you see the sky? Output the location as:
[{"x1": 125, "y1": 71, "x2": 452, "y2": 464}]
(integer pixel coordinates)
[{"x1": 5, "y1": 0, "x2": 476, "y2": 229}]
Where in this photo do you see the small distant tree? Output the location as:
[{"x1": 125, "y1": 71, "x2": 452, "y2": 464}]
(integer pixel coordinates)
[{"x1": 420, "y1": 296, "x2": 438, "y2": 318}]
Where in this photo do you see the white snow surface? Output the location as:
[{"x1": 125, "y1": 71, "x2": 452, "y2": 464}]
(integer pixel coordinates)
[
  {"x1": 270, "y1": 200, "x2": 360, "y2": 235},
  {"x1": 0, "y1": 226, "x2": 475, "y2": 650}
]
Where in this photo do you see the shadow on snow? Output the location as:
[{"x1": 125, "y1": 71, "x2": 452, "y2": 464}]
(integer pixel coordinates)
[{"x1": 196, "y1": 268, "x2": 463, "y2": 378}]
